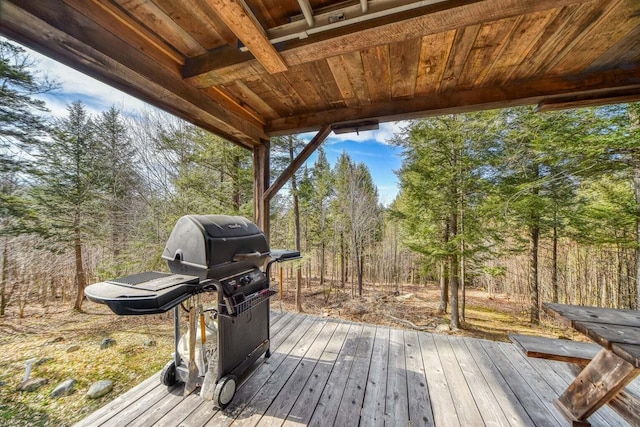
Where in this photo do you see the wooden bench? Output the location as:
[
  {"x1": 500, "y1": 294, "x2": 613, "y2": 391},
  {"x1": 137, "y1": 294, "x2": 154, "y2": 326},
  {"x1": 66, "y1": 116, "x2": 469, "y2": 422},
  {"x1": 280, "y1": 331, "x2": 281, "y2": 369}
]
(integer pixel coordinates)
[
  {"x1": 509, "y1": 334, "x2": 599, "y2": 366},
  {"x1": 509, "y1": 334, "x2": 640, "y2": 425}
]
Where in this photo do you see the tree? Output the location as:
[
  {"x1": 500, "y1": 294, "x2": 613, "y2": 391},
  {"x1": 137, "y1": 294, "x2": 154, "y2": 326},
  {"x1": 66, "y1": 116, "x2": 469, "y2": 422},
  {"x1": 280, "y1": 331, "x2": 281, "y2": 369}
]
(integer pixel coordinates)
[
  {"x1": 271, "y1": 135, "x2": 306, "y2": 311},
  {"x1": 394, "y1": 113, "x2": 500, "y2": 328},
  {"x1": 333, "y1": 152, "x2": 380, "y2": 297},
  {"x1": 494, "y1": 107, "x2": 590, "y2": 323},
  {"x1": 589, "y1": 103, "x2": 640, "y2": 308},
  {"x1": 31, "y1": 101, "x2": 102, "y2": 311},
  {"x1": 94, "y1": 106, "x2": 140, "y2": 274},
  {"x1": 0, "y1": 40, "x2": 56, "y2": 174},
  {"x1": 310, "y1": 148, "x2": 334, "y2": 287},
  {"x1": 0, "y1": 40, "x2": 57, "y2": 315}
]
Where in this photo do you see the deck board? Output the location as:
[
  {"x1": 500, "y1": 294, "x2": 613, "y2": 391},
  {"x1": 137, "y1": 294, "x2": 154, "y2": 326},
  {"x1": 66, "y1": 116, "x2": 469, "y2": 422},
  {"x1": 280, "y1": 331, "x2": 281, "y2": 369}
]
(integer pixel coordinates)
[
  {"x1": 74, "y1": 312, "x2": 636, "y2": 427},
  {"x1": 359, "y1": 326, "x2": 390, "y2": 427}
]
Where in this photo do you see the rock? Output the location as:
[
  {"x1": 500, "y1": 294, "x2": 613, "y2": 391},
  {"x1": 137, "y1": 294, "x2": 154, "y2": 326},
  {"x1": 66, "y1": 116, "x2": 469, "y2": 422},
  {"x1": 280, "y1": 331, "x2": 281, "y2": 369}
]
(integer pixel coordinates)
[
  {"x1": 35, "y1": 357, "x2": 54, "y2": 366},
  {"x1": 45, "y1": 337, "x2": 64, "y2": 345},
  {"x1": 17, "y1": 377, "x2": 48, "y2": 392},
  {"x1": 143, "y1": 339, "x2": 156, "y2": 347},
  {"x1": 100, "y1": 338, "x2": 116, "y2": 349},
  {"x1": 86, "y1": 380, "x2": 113, "y2": 399},
  {"x1": 51, "y1": 379, "x2": 76, "y2": 398},
  {"x1": 0, "y1": 381, "x2": 6, "y2": 387},
  {"x1": 436, "y1": 324, "x2": 451, "y2": 333},
  {"x1": 66, "y1": 345, "x2": 81, "y2": 353}
]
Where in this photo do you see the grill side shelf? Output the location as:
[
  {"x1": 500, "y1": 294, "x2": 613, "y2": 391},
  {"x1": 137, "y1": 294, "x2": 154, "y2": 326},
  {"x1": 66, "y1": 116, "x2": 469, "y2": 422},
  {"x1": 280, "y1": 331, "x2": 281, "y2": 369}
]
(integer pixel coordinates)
[{"x1": 220, "y1": 288, "x2": 276, "y2": 316}]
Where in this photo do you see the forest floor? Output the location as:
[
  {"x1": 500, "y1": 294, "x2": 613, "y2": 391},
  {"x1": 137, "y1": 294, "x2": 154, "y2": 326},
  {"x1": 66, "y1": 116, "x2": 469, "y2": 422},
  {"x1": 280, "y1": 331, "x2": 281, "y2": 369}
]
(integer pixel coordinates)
[{"x1": 0, "y1": 280, "x2": 581, "y2": 426}]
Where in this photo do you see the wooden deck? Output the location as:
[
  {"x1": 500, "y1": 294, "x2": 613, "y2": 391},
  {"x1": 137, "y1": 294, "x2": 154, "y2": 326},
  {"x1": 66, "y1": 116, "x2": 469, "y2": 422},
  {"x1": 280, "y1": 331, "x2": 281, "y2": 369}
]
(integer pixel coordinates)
[{"x1": 74, "y1": 311, "x2": 640, "y2": 427}]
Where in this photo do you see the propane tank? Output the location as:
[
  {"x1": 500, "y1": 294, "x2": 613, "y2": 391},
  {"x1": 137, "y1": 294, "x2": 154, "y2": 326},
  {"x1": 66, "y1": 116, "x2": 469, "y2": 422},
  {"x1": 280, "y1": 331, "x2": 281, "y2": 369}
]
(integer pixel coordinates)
[{"x1": 177, "y1": 312, "x2": 217, "y2": 377}]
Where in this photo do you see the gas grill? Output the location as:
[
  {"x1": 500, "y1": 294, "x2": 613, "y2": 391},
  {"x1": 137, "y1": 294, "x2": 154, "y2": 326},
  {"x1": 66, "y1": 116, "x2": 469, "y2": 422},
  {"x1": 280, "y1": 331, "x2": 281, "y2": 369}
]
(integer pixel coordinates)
[{"x1": 85, "y1": 215, "x2": 299, "y2": 408}]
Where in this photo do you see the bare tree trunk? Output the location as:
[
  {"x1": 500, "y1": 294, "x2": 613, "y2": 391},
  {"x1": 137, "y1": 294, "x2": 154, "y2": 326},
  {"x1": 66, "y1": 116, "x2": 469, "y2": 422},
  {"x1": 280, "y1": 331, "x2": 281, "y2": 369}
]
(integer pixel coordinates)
[
  {"x1": 289, "y1": 141, "x2": 303, "y2": 312},
  {"x1": 1, "y1": 238, "x2": 8, "y2": 316},
  {"x1": 552, "y1": 222, "x2": 559, "y2": 303},
  {"x1": 633, "y1": 158, "x2": 640, "y2": 309},
  {"x1": 340, "y1": 232, "x2": 345, "y2": 289},
  {"x1": 450, "y1": 212, "x2": 460, "y2": 329},
  {"x1": 73, "y1": 227, "x2": 87, "y2": 312},
  {"x1": 320, "y1": 241, "x2": 325, "y2": 286},
  {"x1": 438, "y1": 221, "x2": 449, "y2": 314},
  {"x1": 438, "y1": 261, "x2": 448, "y2": 314},
  {"x1": 460, "y1": 205, "x2": 466, "y2": 322},
  {"x1": 529, "y1": 222, "x2": 540, "y2": 324}
]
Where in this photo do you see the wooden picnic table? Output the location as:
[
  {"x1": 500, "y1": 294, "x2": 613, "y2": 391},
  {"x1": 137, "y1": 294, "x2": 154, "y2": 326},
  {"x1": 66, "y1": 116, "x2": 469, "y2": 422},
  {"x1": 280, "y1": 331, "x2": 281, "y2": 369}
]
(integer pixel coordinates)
[{"x1": 543, "y1": 303, "x2": 640, "y2": 427}]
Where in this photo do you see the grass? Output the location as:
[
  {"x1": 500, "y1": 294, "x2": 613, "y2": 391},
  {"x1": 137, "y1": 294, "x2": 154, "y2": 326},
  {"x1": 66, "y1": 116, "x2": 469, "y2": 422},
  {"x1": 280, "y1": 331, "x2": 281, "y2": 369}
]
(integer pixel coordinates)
[{"x1": 0, "y1": 305, "x2": 174, "y2": 426}]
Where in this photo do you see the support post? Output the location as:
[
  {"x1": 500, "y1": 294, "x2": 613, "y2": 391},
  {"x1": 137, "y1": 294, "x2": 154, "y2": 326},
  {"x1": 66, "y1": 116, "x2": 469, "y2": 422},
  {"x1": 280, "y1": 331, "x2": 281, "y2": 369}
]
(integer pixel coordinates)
[{"x1": 253, "y1": 139, "x2": 270, "y2": 241}]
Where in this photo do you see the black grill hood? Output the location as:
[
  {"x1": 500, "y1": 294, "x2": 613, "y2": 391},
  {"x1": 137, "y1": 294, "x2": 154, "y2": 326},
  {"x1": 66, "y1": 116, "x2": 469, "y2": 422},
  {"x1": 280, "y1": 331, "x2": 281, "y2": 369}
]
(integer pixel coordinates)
[{"x1": 162, "y1": 215, "x2": 269, "y2": 280}]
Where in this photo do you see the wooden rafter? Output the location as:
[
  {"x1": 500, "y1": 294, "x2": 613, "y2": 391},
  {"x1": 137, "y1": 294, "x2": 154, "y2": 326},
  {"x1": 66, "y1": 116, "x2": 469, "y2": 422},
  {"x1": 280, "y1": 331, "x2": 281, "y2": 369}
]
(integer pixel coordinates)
[
  {"x1": 264, "y1": 124, "x2": 332, "y2": 202},
  {"x1": 537, "y1": 89, "x2": 640, "y2": 112},
  {"x1": 297, "y1": 0, "x2": 315, "y2": 27},
  {"x1": 184, "y1": 0, "x2": 591, "y2": 87},
  {"x1": 266, "y1": 65, "x2": 640, "y2": 135},
  {"x1": 205, "y1": 0, "x2": 288, "y2": 74},
  {"x1": 2, "y1": 0, "x2": 266, "y2": 148}
]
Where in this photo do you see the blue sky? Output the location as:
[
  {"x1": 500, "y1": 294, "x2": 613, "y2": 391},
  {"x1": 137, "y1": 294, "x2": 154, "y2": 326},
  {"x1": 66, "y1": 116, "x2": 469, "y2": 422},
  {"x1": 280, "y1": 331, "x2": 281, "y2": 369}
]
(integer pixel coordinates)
[{"x1": 19, "y1": 41, "x2": 403, "y2": 205}]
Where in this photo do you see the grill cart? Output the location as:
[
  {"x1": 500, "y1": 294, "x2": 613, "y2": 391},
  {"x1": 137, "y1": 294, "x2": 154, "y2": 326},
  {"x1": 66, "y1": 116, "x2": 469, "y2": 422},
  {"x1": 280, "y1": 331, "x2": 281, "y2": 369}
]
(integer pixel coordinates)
[{"x1": 85, "y1": 215, "x2": 300, "y2": 408}]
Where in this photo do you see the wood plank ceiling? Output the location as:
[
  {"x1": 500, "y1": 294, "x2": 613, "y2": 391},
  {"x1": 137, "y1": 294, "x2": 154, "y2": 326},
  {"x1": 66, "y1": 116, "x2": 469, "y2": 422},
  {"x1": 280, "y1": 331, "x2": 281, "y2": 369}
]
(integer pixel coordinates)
[{"x1": 2, "y1": 0, "x2": 640, "y2": 149}]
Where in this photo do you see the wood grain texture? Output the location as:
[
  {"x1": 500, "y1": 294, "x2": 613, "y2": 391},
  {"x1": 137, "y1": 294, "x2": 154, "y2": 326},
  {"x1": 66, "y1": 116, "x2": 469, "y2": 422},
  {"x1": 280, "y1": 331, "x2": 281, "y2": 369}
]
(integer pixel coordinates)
[
  {"x1": 6, "y1": 0, "x2": 639, "y2": 147},
  {"x1": 449, "y1": 336, "x2": 511, "y2": 427},
  {"x1": 185, "y1": 0, "x2": 591, "y2": 86},
  {"x1": 205, "y1": 0, "x2": 288, "y2": 74},
  {"x1": 361, "y1": 45, "x2": 392, "y2": 103},
  {"x1": 3, "y1": 1, "x2": 265, "y2": 147},
  {"x1": 480, "y1": 10, "x2": 555, "y2": 86},
  {"x1": 385, "y1": 328, "x2": 410, "y2": 426},
  {"x1": 390, "y1": 38, "x2": 421, "y2": 99},
  {"x1": 415, "y1": 30, "x2": 456, "y2": 96},
  {"x1": 281, "y1": 321, "x2": 351, "y2": 426},
  {"x1": 74, "y1": 313, "x2": 638, "y2": 427},
  {"x1": 404, "y1": 330, "x2": 434, "y2": 427},
  {"x1": 455, "y1": 17, "x2": 519, "y2": 91},
  {"x1": 267, "y1": 64, "x2": 640, "y2": 135},
  {"x1": 115, "y1": 0, "x2": 206, "y2": 57},
  {"x1": 557, "y1": 349, "x2": 640, "y2": 422},
  {"x1": 359, "y1": 326, "x2": 390, "y2": 427},
  {"x1": 433, "y1": 333, "x2": 484, "y2": 426},
  {"x1": 509, "y1": 334, "x2": 600, "y2": 364}
]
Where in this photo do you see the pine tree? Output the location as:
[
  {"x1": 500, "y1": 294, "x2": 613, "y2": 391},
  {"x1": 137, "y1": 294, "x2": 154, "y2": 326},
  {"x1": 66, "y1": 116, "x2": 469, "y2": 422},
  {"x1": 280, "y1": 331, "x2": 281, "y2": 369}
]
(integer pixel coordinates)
[
  {"x1": 310, "y1": 148, "x2": 334, "y2": 287},
  {"x1": 31, "y1": 101, "x2": 102, "y2": 311},
  {"x1": 94, "y1": 106, "x2": 140, "y2": 274},
  {"x1": 494, "y1": 107, "x2": 590, "y2": 323},
  {"x1": 0, "y1": 40, "x2": 57, "y2": 314},
  {"x1": 394, "y1": 112, "x2": 501, "y2": 328}
]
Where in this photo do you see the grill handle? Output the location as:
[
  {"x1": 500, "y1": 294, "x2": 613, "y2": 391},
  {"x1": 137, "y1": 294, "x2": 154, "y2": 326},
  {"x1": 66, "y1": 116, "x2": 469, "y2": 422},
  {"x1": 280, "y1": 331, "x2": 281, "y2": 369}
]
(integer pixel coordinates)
[{"x1": 232, "y1": 251, "x2": 262, "y2": 262}]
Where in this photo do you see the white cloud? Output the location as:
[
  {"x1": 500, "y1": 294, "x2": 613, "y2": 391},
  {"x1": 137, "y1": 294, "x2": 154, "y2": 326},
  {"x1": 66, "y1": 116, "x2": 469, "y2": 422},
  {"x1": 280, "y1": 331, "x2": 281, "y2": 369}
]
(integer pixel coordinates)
[
  {"x1": 299, "y1": 121, "x2": 408, "y2": 145},
  {"x1": 23, "y1": 44, "x2": 148, "y2": 117}
]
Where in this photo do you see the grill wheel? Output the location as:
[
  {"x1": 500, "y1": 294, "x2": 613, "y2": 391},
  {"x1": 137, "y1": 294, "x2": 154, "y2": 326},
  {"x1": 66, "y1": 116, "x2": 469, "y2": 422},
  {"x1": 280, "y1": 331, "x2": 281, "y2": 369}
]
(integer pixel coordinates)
[{"x1": 214, "y1": 375, "x2": 237, "y2": 408}]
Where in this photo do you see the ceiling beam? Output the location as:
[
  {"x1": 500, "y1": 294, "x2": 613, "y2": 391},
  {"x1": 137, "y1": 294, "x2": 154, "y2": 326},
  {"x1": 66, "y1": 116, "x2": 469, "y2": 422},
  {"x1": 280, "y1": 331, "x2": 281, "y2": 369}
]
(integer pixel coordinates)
[
  {"x1": 184, "y1": 0, "x2": 591, "y2": 87},
  {"x1": 297, "y1": 0, "x2": 315, "y2": 27},
  {"x1": 537, "y1": 90, "x2": 640, "y2": 112},
  {"x1": 266, "y1": 65, "x2": 640, "y2": 135},
  {"x1": 361, "y1": 0, "x2": 369, "y2": 13},
  {"x1": 1, "y1": 0, "x2": 267, "y2": 148},
  {"x1": 205, "y1": 0, "x2": 288, "y2": 74},
  {"x1": 264, "y1": 124, "x2": 332, "y2": 202}
]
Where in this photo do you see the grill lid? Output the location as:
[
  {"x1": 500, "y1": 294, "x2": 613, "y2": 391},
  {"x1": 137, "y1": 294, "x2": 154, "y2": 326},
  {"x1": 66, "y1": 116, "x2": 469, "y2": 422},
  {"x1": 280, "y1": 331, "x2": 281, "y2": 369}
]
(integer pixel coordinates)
[{"x1": 162, "y1": 215, "x2": 269, "y2": 279}]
